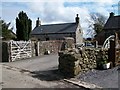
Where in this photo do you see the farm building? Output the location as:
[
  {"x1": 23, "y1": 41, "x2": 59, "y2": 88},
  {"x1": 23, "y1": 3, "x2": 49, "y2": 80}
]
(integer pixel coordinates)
[
  {"x1": 95, "y1": 12, "x2": 120, "y2": 45},
  {"x1": 31, "y1": 14, "x2": 83, "y2": 45}
]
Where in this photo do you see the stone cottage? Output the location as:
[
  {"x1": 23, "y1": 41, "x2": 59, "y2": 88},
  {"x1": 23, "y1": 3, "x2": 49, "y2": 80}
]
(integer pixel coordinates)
[
  {"x1": 31, "y1": 14, "x2": 83, "y2": 45},
  {"x1": 95, "y1": 12, "x2": 120, "y2": 45}
]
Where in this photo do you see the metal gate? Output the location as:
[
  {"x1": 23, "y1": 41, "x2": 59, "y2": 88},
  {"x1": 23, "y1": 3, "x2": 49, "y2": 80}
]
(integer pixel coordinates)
[{"x1": 10, "y1": 40, "x2": 32, "y2": 62}]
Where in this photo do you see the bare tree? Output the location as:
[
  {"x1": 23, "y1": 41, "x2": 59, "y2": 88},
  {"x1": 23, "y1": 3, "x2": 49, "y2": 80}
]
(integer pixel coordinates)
[{"x1": 87, "y1": 13, "x2": 107, "y2": 37}]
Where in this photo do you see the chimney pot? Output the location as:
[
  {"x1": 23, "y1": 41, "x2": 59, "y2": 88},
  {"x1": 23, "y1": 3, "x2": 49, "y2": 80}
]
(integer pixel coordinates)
[
  {"x1": 109, "y1": 12, "x2": 114, "y2": 18},
  {"x1": 75, "y1": 14, "x2": 79, "y2": 24},
  {"x1": 36, "y1": 17, "x2": 41, "y2": 27}
]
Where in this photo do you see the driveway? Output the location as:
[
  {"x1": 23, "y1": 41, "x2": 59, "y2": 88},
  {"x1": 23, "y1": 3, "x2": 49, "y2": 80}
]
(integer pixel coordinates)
[
  {"x1": 2, "y1": 54, "x2": 119, "y2": 89},
  {"x1": 1, "y1": 54, "x2": 87, "y2": 89},
  {"x1": 3, "y1": 54, "x2": 59, "y2": 71}
]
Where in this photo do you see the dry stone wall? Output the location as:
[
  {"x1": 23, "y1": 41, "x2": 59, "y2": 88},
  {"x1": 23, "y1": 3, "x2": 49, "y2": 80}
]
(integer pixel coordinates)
[
  {"x1": 2, "y1": 41, "x2": 10, "y2": 62},
  {"x1": 58, "y1": 48, "x2": 108, "y2": 77},
  {"x1": 31, "y1": 37, "x2": 75, "y2": 56},
  {"x1": 31, "y1": 40, "x2": 64, "y2": 56},
  {"x1": 115, "y1": 33, "x2": 120, "y2": 65}
]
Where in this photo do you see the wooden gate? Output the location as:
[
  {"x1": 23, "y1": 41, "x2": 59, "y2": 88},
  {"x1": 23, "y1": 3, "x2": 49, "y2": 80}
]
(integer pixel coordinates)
[{"x1": 10, "y1": 40, "x2": 32, "y2": 62}]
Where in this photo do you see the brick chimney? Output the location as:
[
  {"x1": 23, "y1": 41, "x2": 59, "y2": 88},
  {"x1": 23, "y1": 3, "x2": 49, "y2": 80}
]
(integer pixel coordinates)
[
  {"x1": 109, "y1": 12, "x2": 114, "y2": 18},
  {"x1": 75, "y1": 14, "x2": 79, "y2": 24},
  {"x1": 36, "y1": 17, "x2": 41, "y2": 27}
]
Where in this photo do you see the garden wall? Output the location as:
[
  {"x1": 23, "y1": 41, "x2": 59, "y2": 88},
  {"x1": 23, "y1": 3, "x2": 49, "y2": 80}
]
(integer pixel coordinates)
[
  {"x1": 32, "y1": 37, "x2": 75, "y2": 56},
  {"x1": 58, "y1": 48, "x2": 108, "y2": 77},
  {"x1": 31, "y1": 40, "x2": 64, "y2": 56},
  {"x1": 116, "y1": 40, "x2": 120, "y2": 65}
]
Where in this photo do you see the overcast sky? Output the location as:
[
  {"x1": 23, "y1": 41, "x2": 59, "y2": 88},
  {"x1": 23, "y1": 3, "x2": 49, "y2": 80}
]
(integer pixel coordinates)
[{"x1": 1, "y1": 0, "x2": 120, "y2": 38}]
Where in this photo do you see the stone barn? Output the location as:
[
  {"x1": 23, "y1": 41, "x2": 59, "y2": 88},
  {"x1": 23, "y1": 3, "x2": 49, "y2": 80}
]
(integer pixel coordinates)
[
  {"x1": 31, "y1": 14, "x2": 83, "y2": 45},
  {"x1": 95, "y1": 12, "x2": 120, "y2": 45}
]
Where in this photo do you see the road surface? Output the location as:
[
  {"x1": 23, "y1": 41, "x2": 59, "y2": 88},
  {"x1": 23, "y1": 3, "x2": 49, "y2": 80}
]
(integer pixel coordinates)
[
  {"x1": 1, "y1": 54, "x2": 118, "y2": 89},
  {"x1": 1, "y1": 54, "x2": 87, "y2": 89}
]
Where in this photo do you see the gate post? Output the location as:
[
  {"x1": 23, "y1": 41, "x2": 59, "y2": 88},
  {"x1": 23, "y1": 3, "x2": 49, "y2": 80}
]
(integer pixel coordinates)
[
  {"x1": 35, "y1": 41, "x2": 40, "y2": 56},
  {"x1": 37, "y1": 41, "x2": 39, "y2": 56},
  {"x1": 115, "y1": 32, "x2": 120, "y2": 65},
  {"x1": 108, "y1": 40, "x2": 116, "y2": 67}
]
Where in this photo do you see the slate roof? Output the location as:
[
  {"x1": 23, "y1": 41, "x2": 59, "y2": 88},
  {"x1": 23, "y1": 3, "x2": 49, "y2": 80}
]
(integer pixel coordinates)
[
  {"x1": 104, "y1": 15, "x2": 120, "y2": 30},
  {"x1": 31, "y1": 22, "x2": 78, "y2": 35}
]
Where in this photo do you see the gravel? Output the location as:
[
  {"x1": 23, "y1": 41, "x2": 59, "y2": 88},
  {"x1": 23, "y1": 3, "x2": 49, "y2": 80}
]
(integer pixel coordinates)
[{"x1": 76, "y1": 66, "x2": 120, "y2": 88}]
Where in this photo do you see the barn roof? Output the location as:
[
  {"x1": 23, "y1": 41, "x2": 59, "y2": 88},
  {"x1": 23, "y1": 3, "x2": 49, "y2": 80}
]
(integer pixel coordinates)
[
  {"x1": 103, "y1": 15, "x2": 120, "y2": 30},
  {"x1": 31, "y1": 22, "x2": 78, "y2": 35}
]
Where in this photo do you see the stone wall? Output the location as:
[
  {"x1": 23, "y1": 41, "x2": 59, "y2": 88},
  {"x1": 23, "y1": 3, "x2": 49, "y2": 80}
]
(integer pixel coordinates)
[
  {"x1": 115, "y1": 33, "x2": 120, "y2": 65},
  {"x1": 31, "y1": 40, "x2": 64, "y2": 56},
  {"x1": 41, "y1": 40, "x2": 64, "y2": 54},
  {"x1": 31, "y1": 33, "x2": 76, "y2": 41},
  {"x1": 32, "y1": 37, "x2": 75, "y2": 56},
  {"x1": 2, "y1": 40, "x2": 63, "y2": 62},
  {"x1": 58, "y1": 48, "x2": 108, "y2": 77},
  {"x1": 2, "y1": 41, "x2": 10, "y2": 62}
]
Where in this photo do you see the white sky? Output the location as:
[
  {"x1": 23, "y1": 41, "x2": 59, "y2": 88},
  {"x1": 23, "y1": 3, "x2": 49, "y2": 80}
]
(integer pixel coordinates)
[{"x1": 1, "y1": 0, "x2": 120, "y2": 38}]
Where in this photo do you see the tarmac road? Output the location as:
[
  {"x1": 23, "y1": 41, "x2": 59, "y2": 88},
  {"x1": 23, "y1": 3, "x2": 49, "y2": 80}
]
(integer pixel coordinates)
[
  {"x1": 3, "y1": 54, "x2": 59, "y2": 71},
  {"x1": 1, "y1": 54, "x2": 87, "y2": 89},
  {"x1": 2, "y1": 54, "x2": 118, "y2": 89}
]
